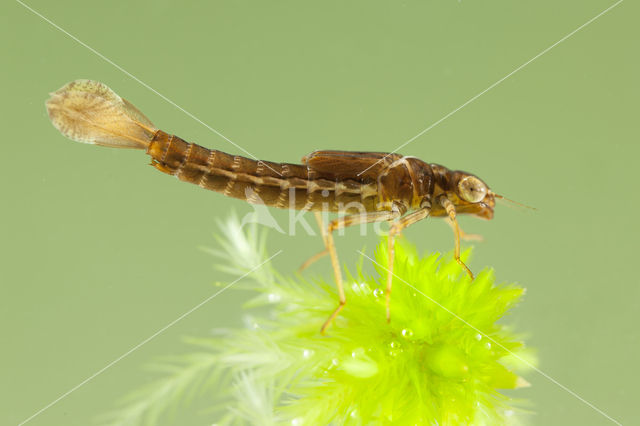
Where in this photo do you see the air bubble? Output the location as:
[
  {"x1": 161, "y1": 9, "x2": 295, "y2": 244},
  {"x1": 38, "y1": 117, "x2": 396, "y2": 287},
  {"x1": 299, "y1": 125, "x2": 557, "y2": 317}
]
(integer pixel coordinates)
[
  {"x1": 242, "y1": 315, "x2": 259, "y2": 330},
  {"x1": 351, "y1": 347, "x2": 365, "y2": 358},
  {"x1": 401, "y1": 328, "x2": 414, "y2": 338},
  {"x1": 389, "y1": 341, "x2": 402, "y2": 356},
  {"x1": 373, "y1": 288, "x2": 384, "y2": 298},
  {"x1": 267, "y1": 293, "x2": 281, "y2": 303}
]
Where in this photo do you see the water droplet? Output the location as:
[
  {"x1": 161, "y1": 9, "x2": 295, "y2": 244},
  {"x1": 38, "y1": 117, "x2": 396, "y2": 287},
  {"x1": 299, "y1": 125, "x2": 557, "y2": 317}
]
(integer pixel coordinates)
[
  {"x1": 267, "y1": 293, "x2": 281, "y2": 303},
  {"x1": 401, "y1": 328, "x2": 414, "y2": 338},
  {"x1": 291, "y1": 418, "x2": 302, "y2": 426},
  {"x1": 359, "y1": 282, "x2": 367, "y2": 291},
  {"x1": 303, "y1": 349, "x2": 314, "y2": 359},
  {"x1": 242, "y1": 315, "x2": 259, "y2": 330},
  {"x1": 351, "y1": 347, "x2": 365, "y2": 358},
  {"x1": 504, "y1": 410, "x2": 514, "y2": 417},
  {"x1": 484, "y1": 341, "x2": 492, "y2": 350},
  {"x1": 350, "y1": 409, "x2": 359, "y2": 419},
  {"x1": 331, "y1": 358, "x2": 339, "y2": 366},
  {"x1": 388, "y1": 341, "x2": 401, "y2": 357},
  {"x1": 351, "y1": 283, "x2": 360, "y2": 292},
  {"x1": 475, "y1": 333, "x2": 483, "y2": 341},
  {"x1": 373, "y1": 288, "x2": 384, "y2": 298}
]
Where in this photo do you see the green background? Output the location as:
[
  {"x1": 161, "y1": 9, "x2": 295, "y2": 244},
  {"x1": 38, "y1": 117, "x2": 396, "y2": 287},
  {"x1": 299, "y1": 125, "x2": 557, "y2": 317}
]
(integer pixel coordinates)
[{"x1": 2, "y1": 0, "x2": 637, "y2": 424}]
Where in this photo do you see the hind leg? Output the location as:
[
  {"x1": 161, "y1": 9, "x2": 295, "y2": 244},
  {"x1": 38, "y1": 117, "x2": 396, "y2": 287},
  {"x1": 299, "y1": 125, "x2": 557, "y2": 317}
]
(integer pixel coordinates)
[{"x1": 298, "y1": 212, "x2": 329, "y2": 272}]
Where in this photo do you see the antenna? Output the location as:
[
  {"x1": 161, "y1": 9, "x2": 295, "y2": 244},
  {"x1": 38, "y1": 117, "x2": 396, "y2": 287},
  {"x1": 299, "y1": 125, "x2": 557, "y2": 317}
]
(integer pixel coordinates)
[{"x1": 493, "y1": 193, "x2": 537, "y2": 211}]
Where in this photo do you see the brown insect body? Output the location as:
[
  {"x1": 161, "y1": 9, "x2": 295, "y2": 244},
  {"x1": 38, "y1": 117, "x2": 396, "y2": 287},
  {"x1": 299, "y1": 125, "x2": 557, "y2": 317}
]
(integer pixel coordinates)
[
  {"x1": 147, "y1": 131, "x2": 495, "y2": 220},
  {"x1": 46, "y1": 79, "x2": 498, "y2": 333},
  {"x1": 147, "y1": 131, "x2": 378, "y2": 213}
]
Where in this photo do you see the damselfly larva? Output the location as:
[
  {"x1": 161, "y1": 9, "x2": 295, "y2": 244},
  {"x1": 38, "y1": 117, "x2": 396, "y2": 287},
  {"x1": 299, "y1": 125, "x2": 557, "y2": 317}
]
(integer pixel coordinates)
[{"x1": 47, "y1": 80, "x2": 502, "y2": 333}]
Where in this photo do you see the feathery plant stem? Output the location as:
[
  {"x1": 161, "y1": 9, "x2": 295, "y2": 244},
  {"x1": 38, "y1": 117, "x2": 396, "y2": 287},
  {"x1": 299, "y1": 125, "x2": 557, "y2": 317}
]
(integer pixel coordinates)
[{"x1": 105, "y1": 215, "x2": 535, "y2": 425}]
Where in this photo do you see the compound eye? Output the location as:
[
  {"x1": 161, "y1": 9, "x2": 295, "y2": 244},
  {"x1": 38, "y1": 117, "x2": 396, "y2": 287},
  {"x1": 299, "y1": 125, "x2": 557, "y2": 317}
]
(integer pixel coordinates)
[{"x1": 458, "y1": 176, "x2": 488, "y2": 203}]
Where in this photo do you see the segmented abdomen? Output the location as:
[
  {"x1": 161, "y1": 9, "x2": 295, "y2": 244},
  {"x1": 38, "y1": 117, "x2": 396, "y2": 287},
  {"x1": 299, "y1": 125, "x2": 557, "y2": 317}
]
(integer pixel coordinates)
[{"x1": 146, "y1": 130, "x2": 378, "y2": 212}]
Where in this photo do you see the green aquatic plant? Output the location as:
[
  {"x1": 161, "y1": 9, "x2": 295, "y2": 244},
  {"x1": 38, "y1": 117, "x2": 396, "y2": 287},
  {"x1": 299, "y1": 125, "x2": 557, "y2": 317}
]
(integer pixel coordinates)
[{"x1": 105, "y1": 216, "x2": 535, "y2": 425}]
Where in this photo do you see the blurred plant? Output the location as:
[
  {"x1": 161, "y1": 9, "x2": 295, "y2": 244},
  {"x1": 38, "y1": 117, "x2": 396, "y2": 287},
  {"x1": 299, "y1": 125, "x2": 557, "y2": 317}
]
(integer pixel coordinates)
[{"x1": 103, "y1": 215, "x2": 536, "y2": 425}]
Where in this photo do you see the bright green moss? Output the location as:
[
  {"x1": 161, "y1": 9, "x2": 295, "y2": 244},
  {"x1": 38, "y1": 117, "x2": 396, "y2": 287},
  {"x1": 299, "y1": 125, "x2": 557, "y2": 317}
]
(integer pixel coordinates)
[{"x1": 106, "y1": 217, "x2": 535, "y2": 425}]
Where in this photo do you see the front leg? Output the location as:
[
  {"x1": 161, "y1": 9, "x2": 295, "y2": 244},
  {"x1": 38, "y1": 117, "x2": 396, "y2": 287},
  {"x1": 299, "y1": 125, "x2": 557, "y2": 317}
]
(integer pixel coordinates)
[
  {"x1": 438, "y1": 196, "x2": 474, "y2": 279},
  {"x1": 446, "y1": 217, "x2": 484, "y2": 242}
]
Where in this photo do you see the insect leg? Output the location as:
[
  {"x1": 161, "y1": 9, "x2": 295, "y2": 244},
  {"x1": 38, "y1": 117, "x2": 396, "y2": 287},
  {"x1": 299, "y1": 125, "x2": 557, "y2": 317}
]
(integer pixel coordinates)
[
  {"x1": 298, "y1": 212, "x2": 329, "y2": 272},
  {"x1": 445, "y1": 217, "x2": 484, "y2": 242},
  {"x1": 386, "y1": 205, "x2": 430, "y2": 322},
  {"x1": 438, "y1": 196, "x2": 474, "y2": 279},
  {"x1": 321, "y1": 210, "x2": 399, "y2": 334}
]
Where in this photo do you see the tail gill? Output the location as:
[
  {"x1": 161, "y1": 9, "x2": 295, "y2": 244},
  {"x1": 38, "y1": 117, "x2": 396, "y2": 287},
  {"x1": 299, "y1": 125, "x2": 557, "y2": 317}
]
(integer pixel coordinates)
[{"x1": 46, "y1": 79, "x2": 157, "y2": 150}]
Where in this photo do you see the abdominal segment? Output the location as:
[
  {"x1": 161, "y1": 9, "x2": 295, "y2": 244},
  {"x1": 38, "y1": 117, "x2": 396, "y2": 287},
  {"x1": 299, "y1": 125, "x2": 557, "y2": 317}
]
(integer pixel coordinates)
[{"x1": 146, "y1": 130, "x2": 378, "y2": 213}]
